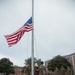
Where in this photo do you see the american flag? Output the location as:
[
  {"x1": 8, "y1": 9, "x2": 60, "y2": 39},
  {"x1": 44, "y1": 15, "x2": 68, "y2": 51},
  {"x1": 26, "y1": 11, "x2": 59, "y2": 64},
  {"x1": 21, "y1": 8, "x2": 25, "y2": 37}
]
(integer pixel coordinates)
[{"x1": 4, "y1": 17, "x2": 33, "y2": 47}]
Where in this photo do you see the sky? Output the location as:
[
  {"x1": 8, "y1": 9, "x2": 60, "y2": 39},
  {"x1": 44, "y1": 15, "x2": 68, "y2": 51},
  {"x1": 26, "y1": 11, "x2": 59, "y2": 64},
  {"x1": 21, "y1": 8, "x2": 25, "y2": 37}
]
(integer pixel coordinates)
[{"x1": 0, "y1": 0, "x2": 75, "y2": 66}]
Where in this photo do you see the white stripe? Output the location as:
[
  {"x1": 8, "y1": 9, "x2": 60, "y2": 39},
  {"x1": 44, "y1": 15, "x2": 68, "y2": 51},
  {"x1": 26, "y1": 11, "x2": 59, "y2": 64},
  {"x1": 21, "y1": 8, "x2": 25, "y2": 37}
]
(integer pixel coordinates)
[
  {"x1": 7, "y1": 37, "x2": 17, "y2": 41},
  {"x1": 8, "y1": 40, "x2": 17, "y2": 44}
]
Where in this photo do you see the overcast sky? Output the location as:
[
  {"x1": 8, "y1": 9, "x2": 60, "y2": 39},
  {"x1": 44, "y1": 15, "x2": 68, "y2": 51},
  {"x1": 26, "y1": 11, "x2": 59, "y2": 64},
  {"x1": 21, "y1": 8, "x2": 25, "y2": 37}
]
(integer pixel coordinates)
[{"x1": 0, "y1": 0, "x2": 75, "y2": 66}]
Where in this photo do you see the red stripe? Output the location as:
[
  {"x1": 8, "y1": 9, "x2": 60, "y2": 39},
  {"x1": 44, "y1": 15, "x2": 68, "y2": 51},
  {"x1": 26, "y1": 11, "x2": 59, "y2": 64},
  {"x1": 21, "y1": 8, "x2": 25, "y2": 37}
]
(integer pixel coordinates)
[{"x1": 5, "y1": 24, "x2": 33, "y2": 46}]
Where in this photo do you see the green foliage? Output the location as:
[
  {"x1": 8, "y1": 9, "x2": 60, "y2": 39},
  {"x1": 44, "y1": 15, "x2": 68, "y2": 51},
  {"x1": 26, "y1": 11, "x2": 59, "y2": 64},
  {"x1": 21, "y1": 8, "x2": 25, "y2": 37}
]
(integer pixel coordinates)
[
  {"x1": 47, "y1": 55, "x2": 72, "y2": 72},
  {"x1": 22, "y1": 57, "x2": 42, "y2": 74},
  {"x1": 36, "y1": 59, "x2": 41, "y2": 66},
  {"x1": 25, "y1": 57, "x2": 42, "y2": 67},
  {"x1": 0, "y1": 58, "x2": 15, "y2": 75}
]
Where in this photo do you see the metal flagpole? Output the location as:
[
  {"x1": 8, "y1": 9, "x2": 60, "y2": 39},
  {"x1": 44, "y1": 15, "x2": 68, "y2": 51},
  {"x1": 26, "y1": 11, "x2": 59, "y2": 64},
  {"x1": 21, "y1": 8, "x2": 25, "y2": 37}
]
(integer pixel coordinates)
[{"x1": 31, "y1": 0, "x2": 34, "y2": 75}]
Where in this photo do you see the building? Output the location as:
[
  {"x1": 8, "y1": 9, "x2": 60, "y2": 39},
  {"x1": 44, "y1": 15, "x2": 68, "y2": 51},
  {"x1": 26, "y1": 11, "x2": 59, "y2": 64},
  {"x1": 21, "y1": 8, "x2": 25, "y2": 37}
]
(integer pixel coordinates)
[
  {"x1": 0, "y1": 65, "x2": 25, "y2": 75},
  {"x1": 10, "y1": 65, "x2": 23, "y2": 75},
  {"x1": 64, "y1": 53, "x2": 75, "y2": 74},
  {"x1": 45, "y1": 53, "x2": 75, "y2": 74}
]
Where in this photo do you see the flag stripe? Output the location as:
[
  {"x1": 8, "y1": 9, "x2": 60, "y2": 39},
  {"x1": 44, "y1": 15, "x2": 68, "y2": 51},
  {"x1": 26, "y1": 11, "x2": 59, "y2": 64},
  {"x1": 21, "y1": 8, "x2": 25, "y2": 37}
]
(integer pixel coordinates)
[{"x1": 4, "y1": 17, "x2": 33, "y2": 47}]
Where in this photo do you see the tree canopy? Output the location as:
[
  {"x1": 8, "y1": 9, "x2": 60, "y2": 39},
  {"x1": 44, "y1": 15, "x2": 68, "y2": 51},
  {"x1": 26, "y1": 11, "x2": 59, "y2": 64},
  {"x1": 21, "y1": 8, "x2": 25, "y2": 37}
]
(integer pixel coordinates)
[
  {"x1": 22, "y1": 57, "x2": 42, "y2": 74},
  {"x1": 25, "y1": 57, "x2": 42, "y2": 67},
  {"x1": 47, "y1": 55, "x2": 72, "y2": 71},
  {"x1": 0, "y1": 58, "x2": 15, "y2": 75}
]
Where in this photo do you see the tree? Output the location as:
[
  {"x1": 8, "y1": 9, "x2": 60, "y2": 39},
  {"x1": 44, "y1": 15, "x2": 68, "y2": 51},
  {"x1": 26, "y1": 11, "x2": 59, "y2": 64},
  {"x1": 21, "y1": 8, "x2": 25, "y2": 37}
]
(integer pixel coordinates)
[
  {"x1": 22, "y1": 57, "x2": 42, "y2": 75},
  {"x1": 47, "y1": 55, "x2": 72, "y2": 72},
  {"x1": 25, "y1": 57, "x2": 42, "y2": 68},
  {"x1": 0, "y1": 58, "x2": 15, "y2": 75}
]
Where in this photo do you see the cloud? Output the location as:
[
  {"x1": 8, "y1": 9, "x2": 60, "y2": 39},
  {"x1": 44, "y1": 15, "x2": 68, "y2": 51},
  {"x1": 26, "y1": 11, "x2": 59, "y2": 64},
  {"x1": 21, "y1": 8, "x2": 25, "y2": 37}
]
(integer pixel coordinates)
[{"x1": 0, "y1": 0, "x2": 75, "y2": 66}]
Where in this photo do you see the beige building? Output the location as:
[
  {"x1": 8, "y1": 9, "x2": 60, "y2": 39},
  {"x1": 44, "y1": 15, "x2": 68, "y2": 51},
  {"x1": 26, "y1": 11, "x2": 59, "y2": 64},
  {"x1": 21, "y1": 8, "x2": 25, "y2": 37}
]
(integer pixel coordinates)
[
  {"x1": 64, "y1": 53, "x2": 75, "y2": 74},
  {"x1": 45, "y1": 53, "x2": 75, "y2": 74}
]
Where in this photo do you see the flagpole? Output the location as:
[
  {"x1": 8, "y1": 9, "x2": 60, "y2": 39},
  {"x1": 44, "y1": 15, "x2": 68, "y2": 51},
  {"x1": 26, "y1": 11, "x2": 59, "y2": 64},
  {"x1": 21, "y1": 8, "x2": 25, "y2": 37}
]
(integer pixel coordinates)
[{"x1": 31, "y1": 0, "x2": 34, "y2": 75}]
